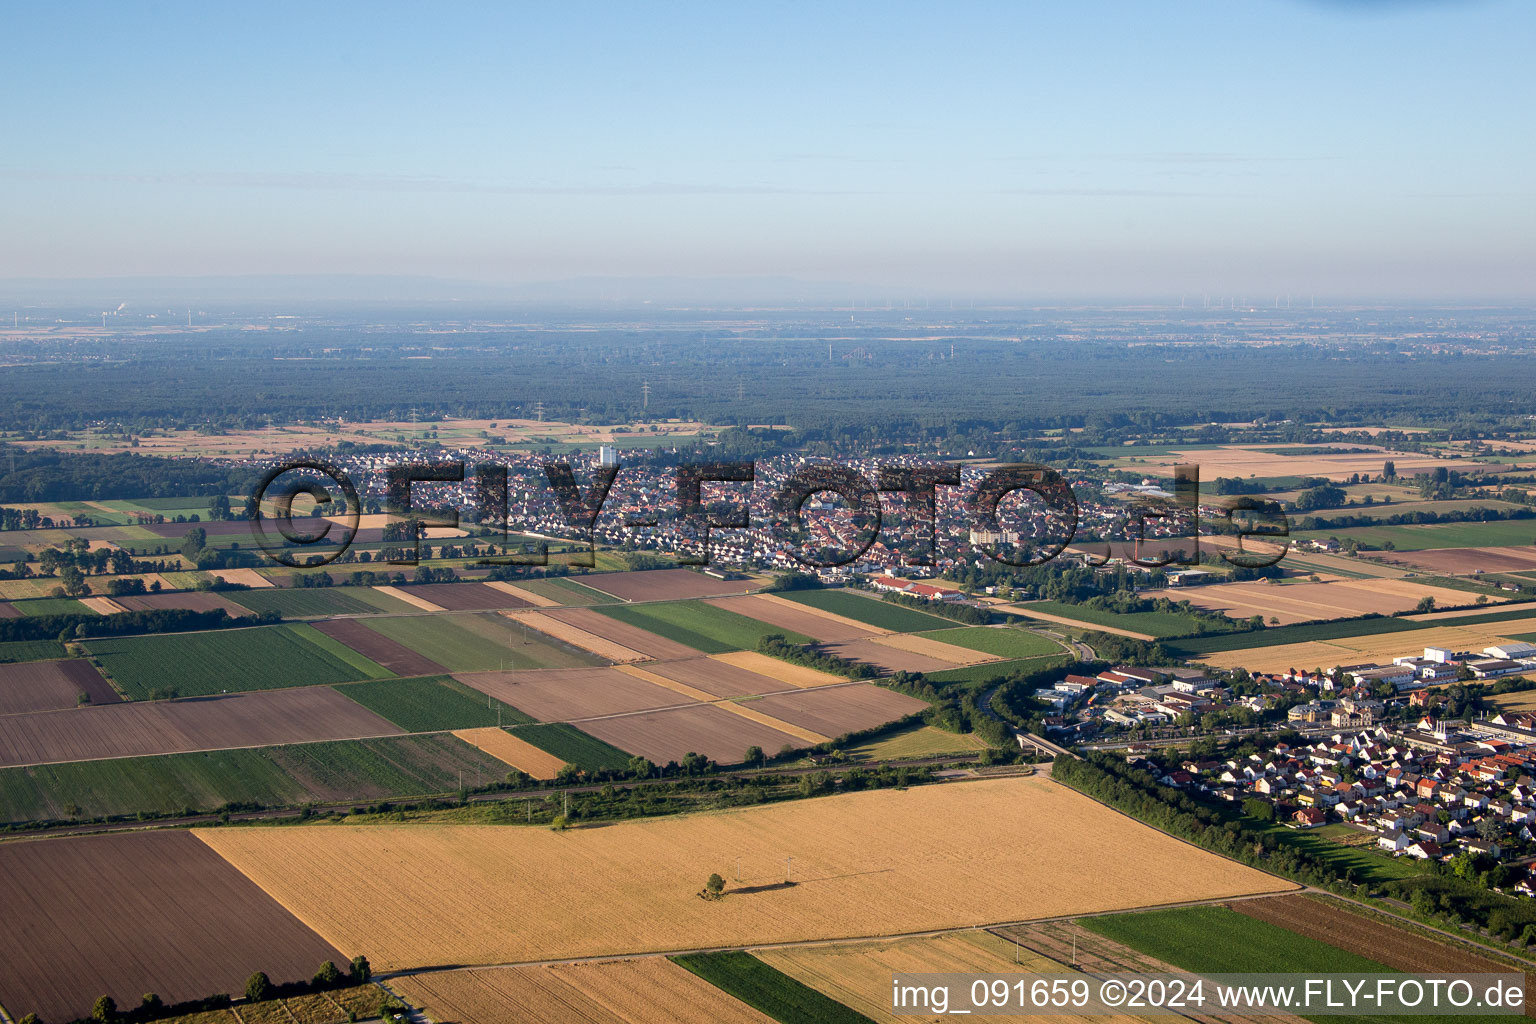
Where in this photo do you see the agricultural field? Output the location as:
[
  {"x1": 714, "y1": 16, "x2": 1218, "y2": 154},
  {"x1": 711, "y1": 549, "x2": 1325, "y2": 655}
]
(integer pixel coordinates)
[
  {"x1": 777, "y1": 588, "x2": 956, "y2": 632},
  {"x1": 512, "y1": 575, "x2": 621, "y2": 605},
  {"x1": 0, "y1": 684, "x2": 403, "y2": 767},
  {"x1": 0, "y1": 831, "x2": 345, "y2": 1024},
  {"x1": 0, "y1": 658, "x2": 116, "y2": 715},
  {"x1": 1361, "y1": 545, "x2": 1536, "y2": 575},
  {"x1": 397, "y1": 959, "x2": 778, "y2": 1024},
  {"x1": 0, "y1": 639, "x2": 67, "y2": 664},
  {"x1": 708, "y1": 651, "x2": 850, "y2": 689},
  {"x1": 1194, "y1": 613, "x2": 1536, "y2": 675},
  {"x1": 846, "y1": 723, "x2": 989, "y2": 761},
  {"x1": 111, "y1": 590, "x2": 251, "y2": 615},
  {"x1": 84, "y1": 624, "x2": 383, "y2": 699},
  {"x1": 1129, "y1": 444, "x2": 1458, "y2": 482},
  {"x1": 705, "y1": 594, "x2": 883, "y2": 642},
  {"x1": 509, "y1": 722, "x2": 633, "y2": 772},
  {"x1": 573, "y1": 702, "x2": 810, "y2": 764},
  {"x1": 399, "y1": 581, "x2": 532, "y2": 611},
  {"x1": 814, "y1": 639, "x2": 959, "y2": 675},
  {"x1": 747, "y1": 684, "x2": 929, "y2": 738},
  {"x1": 310, "y1": 618, "x2": 445, "y2": 676},
  {"x1": 594, "y1": 600, "x2": 812, "y2": 653},
  {"x1": 360, "y1": 612, "x2": 606, "y2": 672},
  {"x1": 913, "y1": 625, "x2": 1065, "y2": 660},
  {"x1": 632, "y1": 655, "x2": 807, "y2": 698},
  {"x1": 191, "y1": 776, "x2": 1292, "y2": 970},
  {"x1": 922, "y1": 658, "x2": 1068, "y2": 686},
  {"x1": 227, "y1": 586, "x2": 409, "y2": 617},
  {"x1": 1138, "y1": 577, "x2": 1491, "y2": 626},
  {"x1": 452, "y1": 727, "x2": 567, "y2": 779},
  {"x1": 672, "y1": 952, "x2": 872, "y2": 1024},
  {"x1": 1295, "y1": 518, "x2": 1536, "y2": 551},
  {"x1": 1017, "y1": 599, "x2": 1209, "y2": 638},
  {"x1": 578, "y1": 568, "x2": 760, "y2": 602},
  {"x1": 867, "y1": 632, "x2": 996, "y2": 665},
  {"x1": 524, "y1": 607, "x2": 697, "y2": 661},
  {"x1": 0, "y1": 733, "x2": 515, "y2": 823},
  {"x1": 10, "y1": 596, "x2": 92, "y2": 617},
  {"x1": 337, "y1": 676, "x2": 534, "y2": 732},
  {"x1": 457, "y1": 666, "x2": 684, "y2": 721}
]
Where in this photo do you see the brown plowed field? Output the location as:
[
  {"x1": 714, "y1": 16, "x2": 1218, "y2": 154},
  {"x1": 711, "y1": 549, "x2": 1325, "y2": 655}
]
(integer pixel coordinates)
[
  {"x1": 637, "y1": 656, "x2": 792, "y2": 698},
  {"x1": 396, "y1": 959, "x2": 777, "y2": 1024},
  {"x1": 704, "y1": 595, "x2": 879, "y2": 641},
  {"x1": 817, "y1": 639, "x2": 959, "y2": 675},
  {"x1": 510, "y1": 610, "x2": 650, "y2": 662},
  {"x1": 0, "y1": 686, "x2": 403, "y2": 766},
  {"x1": 0, "y1": 601, "x2": 18, "y2": 618},
  {"x1": 113, "y1": 591, "x2": 252, "y2": 615},
  {"x1": 0, "y1": 659, "x2": 116, "y2": 715},
  {"x1": 1232, "y1": 894, "x2": 1534, "y2": 1012},
  {"x1": 579, "y1": 569, "x2": 759, "y2": 602},
  {"x1": 750, "y1": 685, "x2": 928, "y2": 737},
  {"x1": 455, "y1": 667, "x2": 685, "y2": 721},
  {"x1": 542, "y1": 607, "x2": 699, "y2": 660},
  {"x1": 311, "y1": 618, "x2": 445, "y2": 676},
  {"x1": 1362, "y1": 546, "x2": 1536, "y2": 574},
  {"x1": 0, "y1": 831, "x2": 345, "y2": 1024},
  {"x1": 402, "y1": 582, "x2": 531, "y2": 611},
  {"x1": 578, "y1": 702, "x2": 806, "y2": 764}
]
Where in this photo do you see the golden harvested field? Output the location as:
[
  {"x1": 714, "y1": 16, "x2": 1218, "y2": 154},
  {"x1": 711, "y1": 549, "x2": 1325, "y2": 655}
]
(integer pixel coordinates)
[
  {"x1": 759, "y1": 932, "x2": 1146, "y2": 1024},
  {"x1": 511, "y1": 609, "x2": 651, "y2": 662},
  {"x1": 1491, "y1": 691, "x2": 1536, "y2": 713},
  {"x1": 78, "y1": 596, "x2": 126, "y2": 615},
  {"x1": 708, "y1": 651, "x2": 846, "y2": 688},
  {"x1": 395, "y1": 959, "x2": 775, "y2": 1024},
  {"x1": 869, "y1": 632, "x2": 998, "y2": 665},
  {"x1": 1138, "y1": 578, "x2": 1484, "y2": 626},
  {"x1": 1200, "y1": 615, "x2": 1536, "y2": 675},
  {"x1": 192, "y1": 777, "x2": 1292, "y2": 970},
  {"x1": 452, "y1": 727, "x2": 567, "y2": 780},
  {"x1": 394, "y1": 959, "x2": 769, "y2": 1024},
  {"x1": 1134, "y1": 445, "x2": 1459, "y2": 482}
]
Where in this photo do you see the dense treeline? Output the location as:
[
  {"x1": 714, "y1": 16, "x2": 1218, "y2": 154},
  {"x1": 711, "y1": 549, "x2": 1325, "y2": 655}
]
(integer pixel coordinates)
[
  {"x1": 0, "y1": 608, "x2": 268, "y2": 644},
  {"x1": 0, "y1": 446, "x2": 254, "y2": 503}
]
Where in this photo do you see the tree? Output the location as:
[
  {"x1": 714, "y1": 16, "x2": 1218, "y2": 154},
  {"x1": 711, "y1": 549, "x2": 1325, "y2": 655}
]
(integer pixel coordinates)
[
  {"x1": 92, "y1": 996, "x2": 116, "y2": 1022},
  {"x1": 706, "y1": 873, "x2": 726, "y2": 896},
  {"x1": 19, "y1": 1014, "x2": 40, "y2": 1024},
  {"x1": 59, "y1": 564, "x2": 90, "y2": 597},
  {"x1": 1415, "y1": 596, "x2": 1436, "y2": 614},
  {"x1": 744, "y1": 745, "x2": 764, "y2": 766},
  {"x1": 141, "y1": 993, "x2": 163, "y2": 1013},
  {"x1": 626, "y1": 755, "x2": 655, "y2": 778},
  {"x1": 208, "y1": 494, "x2": 232, "y2": 521},
  {"x1": 314, "y1": 960, "x2": 343, "y2": 986},
  {"x1": 245, "y1": 971, "x2": 271, "y2": 1002},
  {"x1": 350, "y1": 954, "x2": 371, "y2": 983}
]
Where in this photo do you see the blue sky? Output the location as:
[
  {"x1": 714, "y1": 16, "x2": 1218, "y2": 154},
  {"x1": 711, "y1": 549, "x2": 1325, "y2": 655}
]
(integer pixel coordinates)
[{"x1": 2, "y1": 1, "x2": 1532, "y2": 299}]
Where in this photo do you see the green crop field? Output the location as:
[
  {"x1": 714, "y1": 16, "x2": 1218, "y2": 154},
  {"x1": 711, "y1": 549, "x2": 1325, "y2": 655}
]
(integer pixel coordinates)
[
  {"x1": 360, "y1": 612, "x2": 606, "y2": 672},
  {"x1": 1077, "y1": 905, "x2": 1507, "y2": 1024},
  {"x1": 84, "y1": 624, "x2": 379, "y2": 699},
  {"x1": 0, "y1": 734, "x2": 511, "y2": 824},
  {"x1": 917, "y1": 626, "x2": 1064, "y2": 659},
  {"x1": 1020, "y1": 599, "x2": 1212, "y2": 637},
  {"x1": 336, "y1": 676, "x2": 534, "y2": 732},
  {"x1": 11, "y1": 597, "x2": 92, "y2": 617},
  {"x1": 227, "y1": 587, "x2": 400, "y2": 618},
  {"x1": 920, "y1": 656, "x2": 1069, "y2": 686},
  {"x1": 512, "y1": 722, "x2": 631, "y2": 772},
  {"x1": 594, "y1": 600, "x2": 811, "y2": 653},
  {"x1": 776, "y1": 588, "x2": 956, "y2": 632},
  {"x1": 515, "y1": 576, "x2": 620, "y2": 605},
  {"x1": 283, "y1": 622, "x2": 393, "y2": 678},
  {"x1": 0, "y1": 641, "x2": 67, "y2": 664},
  {"x1": 672, "y1": 952, "x2": 874, "y2": 1024},
  {"x1": 1294, "y1": 519, "x2": 1536, "y2": 551}
]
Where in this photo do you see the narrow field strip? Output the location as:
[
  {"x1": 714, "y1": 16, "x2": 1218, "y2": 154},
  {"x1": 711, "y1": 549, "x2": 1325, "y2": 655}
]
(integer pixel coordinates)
[
  {"x1": 484, "y1": 580, "x2": 561, "y2": 607},
  {"x1": 373, "y1": 584, "x2": 445, "y2": 612},
  {"x1": 615, "y1": 663, "x2": 720, "y2": 703},
  {"x1": 708, "y1": 651, "x2": 847, "y2": 689},
  {"x1": 755, "y1": 592, "x2": 893, "y2": 635},
  {"x1": 453, "y1": 727, "x2": 567, "y2": 780},
  {"x1": 507, "y1": 610, "x2": 651, "y2": 662},
  {"x1": 868, "y1": 632, "x2": 998, "y2": 665}
]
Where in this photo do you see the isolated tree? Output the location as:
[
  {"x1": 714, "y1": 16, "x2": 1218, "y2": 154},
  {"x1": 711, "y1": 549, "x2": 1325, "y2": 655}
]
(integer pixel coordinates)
[
  {"x1": 245, "y1": 971, "x2": 271, "y2": 1002},
  {"x1": 745, "y1": 745, "x2": 764, "y2": 766},
  {"x1": 314, "y1": 960, "x2": 343, "y2": 986},
  {"x1": 208, "y1": 494, "x2": 232, "y2": 521},
  {"x1": 140, "y1": 993, "x2": 162, "y2": 1013},
  {"x1": 706, "y1": 873, "x2": 726, "y2": 896},
  {"x1": 350, "y1": 954, "x2": 371, "y2": 983},
  {"x1": 91, "y1": 996, "x2": 116, "y2": 1022}
]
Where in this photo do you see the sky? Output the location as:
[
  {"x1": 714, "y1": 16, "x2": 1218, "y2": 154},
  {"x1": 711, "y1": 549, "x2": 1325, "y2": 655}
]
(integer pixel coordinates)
[{"x1": 1, "y1": 1, "x2": 1532, "y2": 301}]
